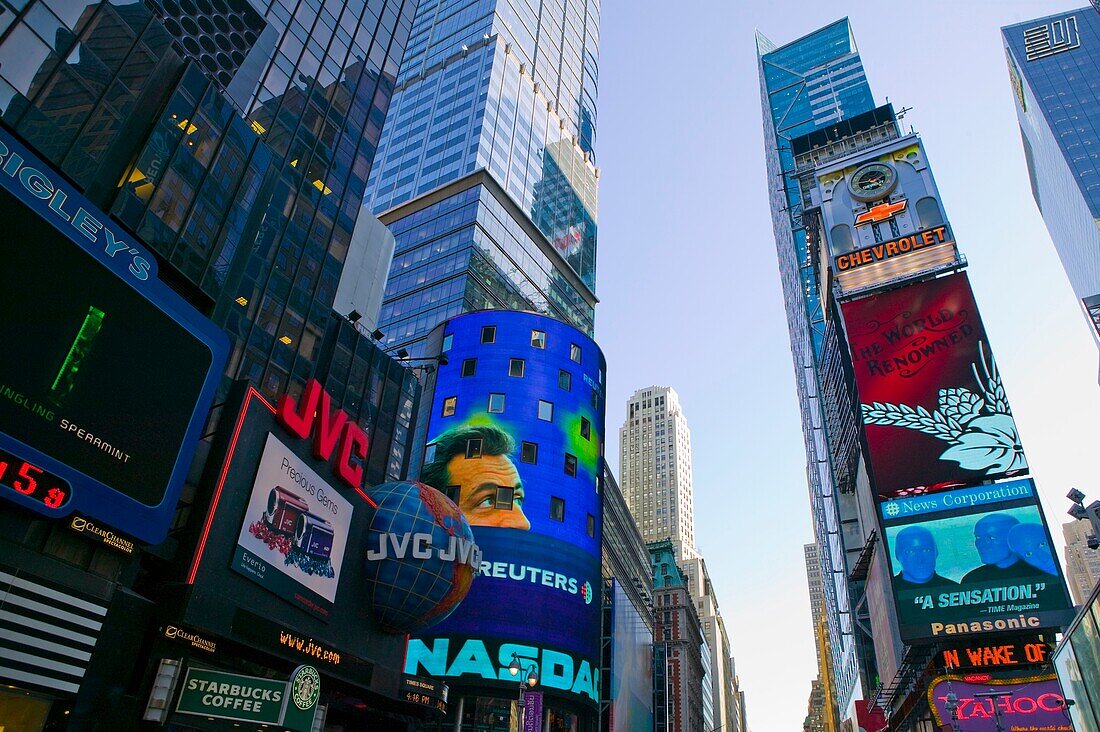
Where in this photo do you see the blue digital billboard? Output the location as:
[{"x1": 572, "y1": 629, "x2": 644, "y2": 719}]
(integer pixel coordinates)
[
  {"x1": 880, "y1": 478, "x2": 1074, "y2": 642},
  {"x1": 404, "y1": 311, "x2": 605, "y2": 706},
  {"x1": 0, "y1": 126, "x2": 228, "y2": 543}
]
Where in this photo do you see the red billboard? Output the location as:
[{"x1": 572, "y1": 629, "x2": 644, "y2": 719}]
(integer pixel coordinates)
[{"x1": 841, "y1": 273, "x2": 1027, "y2": 499}]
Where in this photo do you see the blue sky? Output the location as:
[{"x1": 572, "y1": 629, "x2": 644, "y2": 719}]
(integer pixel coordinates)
[{"x1": 595, "y1": 2, "x2": 1099, "y2": 730}]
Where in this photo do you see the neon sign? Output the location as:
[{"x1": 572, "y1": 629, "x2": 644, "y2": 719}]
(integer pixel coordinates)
[{"x1": 277, "y1": 379, "x2": 369, "y2": 494}]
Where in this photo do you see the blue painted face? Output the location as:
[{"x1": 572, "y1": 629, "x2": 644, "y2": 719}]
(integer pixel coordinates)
[{"x1": 896, "y1": 526, "x2": 939, "y2": 583}]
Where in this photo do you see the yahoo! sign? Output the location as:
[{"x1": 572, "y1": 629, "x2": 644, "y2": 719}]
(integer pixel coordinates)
[
  {"x1": 927, "y1": 675, "x2": 1071, "y2": 731},
  {"x1": 277, "y1": 379, "x2": 369, "y2": 494}
]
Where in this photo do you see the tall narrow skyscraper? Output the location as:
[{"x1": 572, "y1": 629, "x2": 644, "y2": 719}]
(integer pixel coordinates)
[
  {"x1": 757, "y1": 19, "x2": 877, "y2": 716},
  {"x1": 620, "y1": 386, "x2": 697, "y2": 561},
  {"x1": 363, "y1": 0, "x2": 600, "y2": 352}
]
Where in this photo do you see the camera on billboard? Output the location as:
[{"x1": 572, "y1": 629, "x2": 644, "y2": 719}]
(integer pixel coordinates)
[
  {"x1": 295, "y1": 512, "x2": 335, "y2": 559},
  {"x1": 265, "y1": 486, "x2": 309, "y2": 534}
]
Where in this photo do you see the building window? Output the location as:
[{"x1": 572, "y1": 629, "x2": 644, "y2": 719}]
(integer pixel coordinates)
[
  {"x1": 461, "y1": 358, "x2": 477, "y2": 377},
  {"x1": 481, "y1": 325, "x2": 496, "y2": 344},
  {"x1": 916, "y1": 196, "x2": 944, "y2": 229},
  {"x1": 531, "y1": 329, "x2": 546, "y2": 348},
  {"x1": 537, "y1": 400, "x2": 553, "y2": 421},
  {"x1": 465, "y1": 438, "x2": 482, "y2": 459},
  {"x1": 521, "y1": 441, "x2": 538, "y2": 464},
  {"x1": 565, "y1": 453, "x2": 577, "y2": 476},
  {"x1": 488, "y1": 393, "x2": 505, "y2": 413},
  {"x1": 558, "y1": 369, "x2": 572, "y2": 390},
  {"x1": 508, "y1": 358, "x2": 525, "y2": 377},
  {"x1": 570, "y1": 343, "x2": 582, "y2": 363},
  {"x1": 494, "y1": 485, "x2": 515, "y2": 510},
  {"x1": 442, "y1": 396, "x2": 457, "y2": 417},
  {"x1": 442, "y1": 334, "x2": 453, "y2": 351},
  {"x1": 580, "y1": 417, "x2": 591, "y2": 440},
  {"x1": 1086, "y1": 294, "x2": 1100, "y2": 337},
  {"x1": 587, "y1": 513, "x2": 595, "y2": 537},
  {"x1": 550, "y1": 496, "x2": 565, "y2": 521},
  {"x1": 830, "y1": 223, "x2": 854, "y2": 253},
  {"x1": 444, "y1": 485, "x2": 461, "y2": 503}
]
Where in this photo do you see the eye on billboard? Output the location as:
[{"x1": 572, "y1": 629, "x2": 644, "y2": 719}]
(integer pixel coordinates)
[
  {"x1": 0, "y1": 127, "x2": 227, "y2": 544},
  {"x1": 405, "y1": 312, "x2": 604, "y2": 706},
  {"x1": 880, "y1": 478, "x2": 1073, "y2": 642},
  {"x1": 841, "y1": 272, "x2": 1026, "y2": 499}
]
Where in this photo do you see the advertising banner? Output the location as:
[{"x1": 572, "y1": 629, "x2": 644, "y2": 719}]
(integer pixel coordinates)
[
  {"x1": 406, "y1": 312, "x2": 604, "y2": 706},
  {"x1": 175, "y1": 668, "x2": 286, "y2": 724},
  {"x1": 841, "y1": 272, "x2": 1027, "y2": 499},
  {"x1": 880, "y1": 478, "x2": 1073, "y2": 642},
  {"x1": 523, "y1": 690, "x2": 544, "y2": 732},
  {"x1": 232, "y1": 433, "x2": 353, "y2": 618},
  {"x1": 0, "y1": 126, "x2": 226, "y2": 544},
  {"x1": 927, "y1": 674, "x2": 1071, "y2": 731}
]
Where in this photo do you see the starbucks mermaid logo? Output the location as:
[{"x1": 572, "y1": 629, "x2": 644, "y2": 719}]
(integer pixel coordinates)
[{"x1": 290, "y1": 665, "x2": 320, "y2": 711}]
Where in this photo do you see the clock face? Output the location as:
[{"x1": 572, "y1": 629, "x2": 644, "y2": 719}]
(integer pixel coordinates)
[{"x1": 848, "y1": 162, "x2": 898, "y2": 202}]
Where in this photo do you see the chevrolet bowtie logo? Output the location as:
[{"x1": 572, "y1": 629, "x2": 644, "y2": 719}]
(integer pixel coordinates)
[{"x1": 855, "y1": 199, "x2": 907, "y2": 226}]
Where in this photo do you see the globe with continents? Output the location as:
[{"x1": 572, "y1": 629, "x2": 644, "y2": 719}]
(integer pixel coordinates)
[{"x1": 365, "y1": 481, "x2": 478, "y2": 634}]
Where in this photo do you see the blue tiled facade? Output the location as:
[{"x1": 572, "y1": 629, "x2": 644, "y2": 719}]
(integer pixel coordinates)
[
  {"x1": 1004, "y1": 8, "x2": 1100, "y2": 366},
  {"x1": 757, "y1": 18, "x2": 876, "y2": 717},
  {"x1": 365, "y1": 0, "x2": 599, "y2": 352}
]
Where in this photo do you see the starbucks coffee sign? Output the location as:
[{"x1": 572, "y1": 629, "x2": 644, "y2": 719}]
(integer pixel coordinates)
[{"x1": 176, "y1": 665, "x2": 320, "y2": 730}]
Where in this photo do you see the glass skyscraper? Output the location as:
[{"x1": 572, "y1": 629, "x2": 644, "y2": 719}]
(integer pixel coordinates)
[
  {"x1": 363, "y1": 0, "x2": 600, "y2": 352},
  {"x1": 756, "y1": 18, "x2": 876, "y2": 717},
  {"x1": 1003, "y1": 8, "x2": 1100, "y2": 373}
]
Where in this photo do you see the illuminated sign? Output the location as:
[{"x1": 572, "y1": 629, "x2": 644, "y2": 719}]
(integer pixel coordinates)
[
  {"x1": 401, "y1": 675, "x2": 448, "y2": 714},
  {"x1": 927, "y1": 674, "x2": 1071, "y2": 731},
  {"x1": 842, "y1": 273, "x2": 1027, "y2": 499},
  {"x1": 277, "y1": 379, "x2": 370, "y2": 497},
  {"x1": 366, "y1": 530, "x2": 482, "y2": 567},
  {"x1": 162, "y1": 624, "x2": 217, "y2": 653},
  {"x1": 938, "y1": 637, "x2": 1049, "y2": 670},
  {"x1": 69, "y1": 515, "x2": 135, "y2": 554},
  {"x1": 854, "y1": 199, "x2": 907, "y2": 226},
  {"x1": 232, "y1": 433, "x2": 354, "y2": 619},
  {"x1": 881, "y1": 477, "x2": 1073, "y2": 642},
  {"x1": 0, "y1": 127, "x2": 227, "y2": 544},
  {"x1": 175, "y1": 665, "x2": 319, "y2": 731},
  {"x1": 413, "y1": 311, "x2": 604, "y2": 706},
  {"x1": 834, "y1": 226, "x2": 950, "y2": 271},
  {"x1": 1024, "y1": 16, "x2": 1080, "y2": 61}
]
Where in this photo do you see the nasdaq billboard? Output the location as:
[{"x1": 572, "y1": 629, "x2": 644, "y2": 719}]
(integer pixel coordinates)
[
  {"x1": 841, "y1": 272, "x2": 1027, "y2": 499},
  {"x1": 405, "y1": 311, "x2": 605, "y2": 706},
  {"x1": 880, "y1": 478, "x2": 1074, "y2": 642},
  {"x1": 0, "y1": 126, "x2": 227, "y2": 543}
]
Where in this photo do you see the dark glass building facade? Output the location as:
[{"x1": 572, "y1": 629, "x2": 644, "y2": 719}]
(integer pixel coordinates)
[
  {"x1": 1003, "y1": 8, "x2": 1100, "y2": 373},
  {"x1": 0, "y1": 0, "x2": 424, "y2": 725},
  {"x1": 363, "y1": 0, "x2": 600, "y2": 353}
]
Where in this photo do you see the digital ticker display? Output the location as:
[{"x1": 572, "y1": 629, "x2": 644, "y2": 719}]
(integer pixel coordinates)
[
  {"x1": 405, "y1": 312, "x2": 604, "y2": 706},
  {"x1": 880, "y1": 478, "x2": 1074, "y2": 642},
  {"x1": 0, "y1": 128, "x2": 227, "y2": 543}
]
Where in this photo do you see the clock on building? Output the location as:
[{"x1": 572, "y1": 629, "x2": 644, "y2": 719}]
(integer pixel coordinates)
[{"x1": 847, "y1": 162, "x2": 898, "y2": 202}]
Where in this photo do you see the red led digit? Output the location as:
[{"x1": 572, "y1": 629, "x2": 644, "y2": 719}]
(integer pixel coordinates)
[
  {"x1": 43, "y1": 487, "x2": 66, "y2": 509},
  {"x1": 12, "y1": 462, "x2": 41, "y2": 495},
  {"x1": 0, "y1": 460, "x2": 7, "y2": 480}
]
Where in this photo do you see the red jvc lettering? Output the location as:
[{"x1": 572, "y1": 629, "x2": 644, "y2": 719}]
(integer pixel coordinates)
[{"x1": 277, "y1": 379, "x2": 369, "y2": 491}]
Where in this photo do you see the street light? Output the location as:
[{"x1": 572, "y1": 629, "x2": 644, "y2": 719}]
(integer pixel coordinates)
[
  {"x1": 1066, "y1": 488, "x2": 1100, "y2": 550},
  {"x1": 943, "y1": 684, "x2": 962, "y2": 732},
  {"x1": 508, "y1": 653, "x2": 539, "y2": 729}
]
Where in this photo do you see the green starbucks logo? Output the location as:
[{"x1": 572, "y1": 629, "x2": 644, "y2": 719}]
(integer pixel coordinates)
[{"x1": 290, "y1": 666, "x2": 320, "y2": 711}]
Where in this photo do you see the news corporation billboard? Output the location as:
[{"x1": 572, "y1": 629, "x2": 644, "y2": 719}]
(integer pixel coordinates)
[
  {"x1": 405, "y1": 311, "x2": 605, "y2": 706},
  {"x1": 842, "y1": 272, "x2": 1027, "y2": 500},
  {"x1": 880, "y1": 478, "x2": 1073, "y2": 642}
]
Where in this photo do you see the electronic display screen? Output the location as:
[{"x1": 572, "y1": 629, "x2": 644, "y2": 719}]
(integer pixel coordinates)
[
  {"x1": 0, "y1": 188, "x2": 211, "y2": 505},
  {"x1": 842, "y1": 272, "x2": 1028, "y2": 499},
  {"x1": 405, "y1": 312, "x2": 605, "y2": 706},
  {"x1": 880, "y1": 479, "x2": 1074, "y2": 642},
  {"x1": 0, "y1": 126, "x2": 226, "y2": 543},
  {"x1": 610, "y1": 580, "x2": 654, "y2": 731}
]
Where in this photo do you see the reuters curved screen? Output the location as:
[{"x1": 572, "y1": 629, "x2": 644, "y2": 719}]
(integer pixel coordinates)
[{"x1": 406, "y1": 311, "x2": 605, "y2": 706}]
